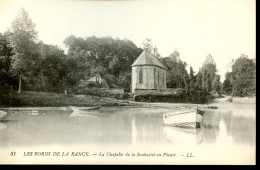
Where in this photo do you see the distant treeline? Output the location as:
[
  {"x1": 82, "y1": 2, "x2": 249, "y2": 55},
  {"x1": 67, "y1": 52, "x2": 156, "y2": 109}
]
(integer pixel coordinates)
[{"x1": 0, "y1": 8, "x2": 256, "y2": 98}]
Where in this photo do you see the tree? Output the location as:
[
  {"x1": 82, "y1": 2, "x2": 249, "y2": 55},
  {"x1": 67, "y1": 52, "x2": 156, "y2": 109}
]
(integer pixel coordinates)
[
  {"x1": 63, "y1": 35, "x2": 142, "y2": 92},
  {"x1": 222, "y1": 72, "x2": 233, "y2": 94},
  {"x1": 118, "y1": 71, "x2": 131, "y2": 92},
  {"x1": 170, "y1": 48, "x2": 180, "y2": 62},
  {"x1": 232, "y1": 54, "x2": 256, "y2": 96},
  {"x1": 35, "y1": 42, "x2": 67, "y2": 92},
  {"x1": 195, "y1": 70, "x2": 202, "y2": 91},
  {"x1": 189, "y1": 66, "x2": 195, "y2": 90},
  {"x1": 200, "y1": 54, "x2": 218, "y2": 93},
  {"x1": 0, "y1": 32, "x2": 13, "y2": 72},
  {"x1": 161, "y1": 49, "x2": 188, "y2": 89},
  {"x1": 202, "y1": 69, "x2": 207, "y2": 91},
  {"x1": 206, "y1": 72, "x2": 212, "y2": 92},
  {"x1": 202, "y1": 54, "x2": 217, "y2": 83},
  {"x1": 212, "y1": 74, "x2": 221, "y2": 96},
  {"x1": 64, "y1": 58, "x2": 79, "y2": 93},
  {"x1": 8, "y1": 8, "x2": 38, "y2": 93},
  {"x1": 0, "y1": 32, "x2": 14, "y2": 81},
  {"x1": 42, "y1": 54, "x2": 66, "y2": 93},
  {"x1": 142, "y1": 38, "x2": 153, "y2": 52},
  {"x1": 189, "y1": 66, "x2": 194, "y2": 81},
  {"x1": 222, "y1": 79, "x2": 232, "y2": 95}
]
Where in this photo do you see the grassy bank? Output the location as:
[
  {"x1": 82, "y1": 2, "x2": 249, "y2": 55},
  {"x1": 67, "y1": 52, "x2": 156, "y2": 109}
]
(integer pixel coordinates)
[
  {"x1": 0, "y1": 91, "x2": 131, "y2": 107},
  {"x1": 0, "y1": 91, "x2": 255, "y2": 111}
]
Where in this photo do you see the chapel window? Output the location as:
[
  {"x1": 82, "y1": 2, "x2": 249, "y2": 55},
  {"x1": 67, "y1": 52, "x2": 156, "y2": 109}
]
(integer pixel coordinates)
[
  {"x1": 158, "y1": 71, "x2": 159, "y2": 84},
  {"x1": 162, "y1": 73, "x2": 164, "y2": 85},
  {"x1": 139, "y1": 68, "x2": 143, "y2": 84}
]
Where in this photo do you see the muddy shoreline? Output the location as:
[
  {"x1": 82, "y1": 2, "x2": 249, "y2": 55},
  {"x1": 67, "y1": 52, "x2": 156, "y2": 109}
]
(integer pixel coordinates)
[{"x1": 1, "y1": 95, "x2": 255, "y2": 111}]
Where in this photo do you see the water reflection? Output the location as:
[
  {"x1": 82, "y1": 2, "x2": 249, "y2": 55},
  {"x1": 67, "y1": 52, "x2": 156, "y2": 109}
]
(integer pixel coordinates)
[
  {"x1": 202, "y1": 109, "x2": 255, "y2": 146},
  {"x1": 0, "y1": 107, "x2": 256, "y2": 149},
  {"x1": 70, "y1": 110, "x2": 106, "y2": 118},
  {"x1": 163, "y1": 126, "x2": 203, "y2": 145},
  {"x1": 131, "y1": 114, "x2": 137, "y2": 145},
  {"x1": 216, "y1": 117, "x2": 233, "y2": 146},
  {"x1": 69, "y1": 106, "x2": 119, "y2": 119},
  {"x1": 0, "y1": 122, "x2": 7, "y2": 131}
]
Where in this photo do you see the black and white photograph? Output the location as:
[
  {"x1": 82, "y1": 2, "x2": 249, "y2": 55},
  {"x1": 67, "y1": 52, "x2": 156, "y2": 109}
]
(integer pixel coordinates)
[{"x1": 0, "y1": 0, "x2": 256, "y2": 165}]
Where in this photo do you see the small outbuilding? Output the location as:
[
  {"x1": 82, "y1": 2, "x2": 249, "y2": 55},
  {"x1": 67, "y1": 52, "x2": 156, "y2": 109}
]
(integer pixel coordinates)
[{"x1": 78, "y1": 74, "x2": 109, "y2": 90}]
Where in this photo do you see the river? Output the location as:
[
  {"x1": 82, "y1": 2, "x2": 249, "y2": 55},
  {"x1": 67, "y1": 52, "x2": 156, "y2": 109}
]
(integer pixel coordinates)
[{"x1": 0, "y1": 106, "x2": 255, "y2": 164}]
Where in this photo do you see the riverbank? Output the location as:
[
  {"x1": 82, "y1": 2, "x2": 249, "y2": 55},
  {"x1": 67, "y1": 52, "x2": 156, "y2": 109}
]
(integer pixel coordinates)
[
  {"x1": 0, "y1": 91, "x2": 255, "y2": 111},
  {"x1": 0, "y1": 91, "x2": 132, "y2": 107},
  {"x1": 125, "y1": 95, "x2": 255, "y2": 111},
  {"x1": 206, "y1": 95, "x2": 255, "y2": 110}
]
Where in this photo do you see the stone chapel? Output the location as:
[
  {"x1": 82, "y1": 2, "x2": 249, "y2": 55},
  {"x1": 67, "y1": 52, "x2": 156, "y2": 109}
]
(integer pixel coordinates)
[{"x1": 131, "y1": 50, "x2": 167, "y2": 93}]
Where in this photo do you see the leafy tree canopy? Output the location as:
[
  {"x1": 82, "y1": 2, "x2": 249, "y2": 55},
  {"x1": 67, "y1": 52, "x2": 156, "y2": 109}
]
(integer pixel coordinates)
[{"x1": 231, "y1": 54, "x2": 256, "y2": 96}]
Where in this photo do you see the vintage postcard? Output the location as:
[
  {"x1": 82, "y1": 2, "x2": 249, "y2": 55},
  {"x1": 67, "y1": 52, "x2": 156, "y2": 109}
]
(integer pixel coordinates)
[{"x1": 0, "y1": 0, "x2": 256, "y2": 165}]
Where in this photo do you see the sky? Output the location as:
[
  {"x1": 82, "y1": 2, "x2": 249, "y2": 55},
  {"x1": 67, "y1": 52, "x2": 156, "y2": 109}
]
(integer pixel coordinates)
[{"x1": 0, "y1": 0, "x2": 256, "y2": 82}]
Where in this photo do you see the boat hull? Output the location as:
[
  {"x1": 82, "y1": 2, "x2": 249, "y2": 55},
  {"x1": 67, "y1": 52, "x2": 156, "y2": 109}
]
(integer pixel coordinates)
[
  {"x1": 69, "y1": 106, "x2": 110, "y2": 118},
  {"x1": 70, "y1": 106, "x2": 101, "y2": 111},
  {"x1": 163, "y1": 106, "x2": 203, "y2": 128},
  {"x1": 31, "y1": 110, "x2": 39, "y2": 116}
]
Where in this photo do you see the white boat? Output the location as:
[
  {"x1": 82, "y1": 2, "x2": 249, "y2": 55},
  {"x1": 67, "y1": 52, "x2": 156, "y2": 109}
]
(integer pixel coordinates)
[
  {"x1": 70, "y1": 112, "x2": 100, "y2": 118},
  {"x1": 70, "y1": 106, "x2": 101, "y2": 113},
  {"x1": 163, "y1": 106, "x2": 204, "y2": 128},
  {"x1": 0, "y1": 110, "x2": 7, "y2": 119},
  {"x1": 163, "y1": 126, "x2": 203, "y2": 145},
  {"x1": 69, "y1": 106, "x2": 112, "y2": 119},
  {"x1": 31, "y1": 110, "x2": 39, "y2": 116}
]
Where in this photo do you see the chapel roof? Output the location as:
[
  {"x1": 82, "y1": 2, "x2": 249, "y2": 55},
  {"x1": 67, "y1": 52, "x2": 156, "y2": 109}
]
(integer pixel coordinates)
[{"x1": 131, "y1": 50, "x2": 167, "y2": 69}]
